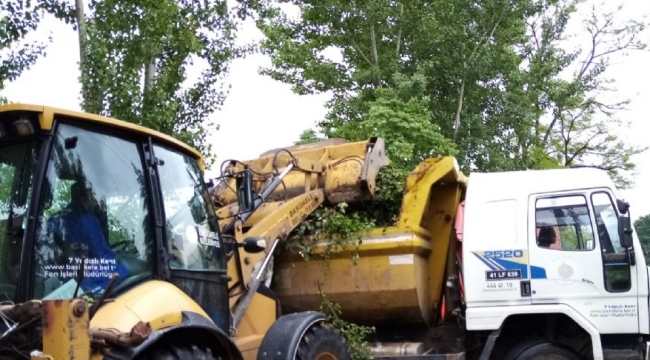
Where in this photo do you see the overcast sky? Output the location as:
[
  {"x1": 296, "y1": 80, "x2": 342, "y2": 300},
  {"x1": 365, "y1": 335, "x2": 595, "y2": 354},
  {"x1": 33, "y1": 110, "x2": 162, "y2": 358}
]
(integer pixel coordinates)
[{"x1": 2, "y1": 0, "x2": 649, "y2": 220}]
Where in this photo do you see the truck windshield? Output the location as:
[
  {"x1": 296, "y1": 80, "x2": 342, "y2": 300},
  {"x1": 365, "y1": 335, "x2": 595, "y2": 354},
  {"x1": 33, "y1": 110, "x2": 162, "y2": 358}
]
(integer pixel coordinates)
[
  {"x1": 0, "y1": 141, "x2": 38, "y2": 302},
  {"x1": 31, "y1": 122, "x2": 154, "y2": 300}
]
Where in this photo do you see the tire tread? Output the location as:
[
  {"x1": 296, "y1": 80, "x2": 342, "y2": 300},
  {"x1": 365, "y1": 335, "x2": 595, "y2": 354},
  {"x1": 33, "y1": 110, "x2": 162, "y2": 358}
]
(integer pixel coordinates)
[{"x1": 295, "y1": 323, "x2": 351, "y2": 360}]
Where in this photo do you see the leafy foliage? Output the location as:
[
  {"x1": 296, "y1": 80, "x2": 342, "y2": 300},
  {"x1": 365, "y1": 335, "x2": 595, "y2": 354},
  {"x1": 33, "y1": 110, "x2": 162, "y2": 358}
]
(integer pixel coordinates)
[
  {"x1": 72, "y1": 0, "x2": 255, "y2": 164},
  {"x1": 347, "y1": 165, "x2": 408, "y2": 228},
  {"x1": 0, "y1": 0, "x2": 49, "y2": 96},
  {"x1": 635, "y1": 214, "x2": 650, "y2": 259},
  {"x1": 256, "y1": 0, "x2": 649, "y2": 187},
  {"x1": 528, "y1": 1, "x2": 649, "y2": 188},
  {"x1": 318, "y1": 284, "x2": 375, "y2": 360},
  {"x1": 283, "y1": 203, "x2": 375, "y2": 264},
  {"x1": 294, "y1": 128, "x2": 322, "y2": 145},
  {"x1": 324, "y1": 88, "x2": 458, "y2": 170},
  {"x1": 2, "y1": 0, "x2": 264, "y2": 164}
]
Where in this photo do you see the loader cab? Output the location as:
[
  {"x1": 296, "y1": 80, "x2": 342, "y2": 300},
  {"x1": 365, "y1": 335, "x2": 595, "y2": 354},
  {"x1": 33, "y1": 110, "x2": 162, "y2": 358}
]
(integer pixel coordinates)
[{"x1": 0, "y1": 105, "x2": 230, "y2": 331}]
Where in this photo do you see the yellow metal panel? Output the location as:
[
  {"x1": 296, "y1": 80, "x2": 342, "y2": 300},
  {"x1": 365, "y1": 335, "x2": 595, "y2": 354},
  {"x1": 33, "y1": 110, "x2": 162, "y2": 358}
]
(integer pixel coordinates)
[
  {"x1": 397, "y1": 157, "x2": 466, "y2": 231},
  {"x1": 423, "y1": 183, "x2": 463, "y2": 324},
  {"x1": 0, "y1": 103, "x2": 206, "y2": 170},
  {"x1": 0, "y1": 103, "x2": 45, "y2": 113},
  {"x1": 396, "y1": 157, "x2": 465, "y2": 324},
  {"x1": 226, "y1": 191, "x2": 325, "y2": 292},
  {"x1": 274, "y1": 230, "x2": 433, "y2": 324},
  {"x1": 41, "y1": 299, "x2": 90, "y2": 360},
  {"x1": 216, "y1": 201, "x2": 287, "y2": 230},
  {"x1": 91, "y1": 280, "x2": 208, "y2": 333},
  {"x1": 233, "y1": 291, "x2": 276, "y2": 358}
]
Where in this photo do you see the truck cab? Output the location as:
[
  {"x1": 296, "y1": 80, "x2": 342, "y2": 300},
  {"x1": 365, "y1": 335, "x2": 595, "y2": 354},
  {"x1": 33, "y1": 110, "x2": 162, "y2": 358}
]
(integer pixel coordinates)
[{"x1": 463, "y1": 167, "x2": 649, "y2": 359}]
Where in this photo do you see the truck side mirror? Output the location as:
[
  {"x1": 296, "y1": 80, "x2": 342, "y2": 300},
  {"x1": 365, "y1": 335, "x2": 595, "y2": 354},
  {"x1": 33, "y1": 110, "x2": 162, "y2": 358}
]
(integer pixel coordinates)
[
  {"x1": 242, "y1": 237, "x2": 267, "y2": 254},
  {"x1": 617, "y1": 199, "x2": 630, "y2": 214},
  {"x1": 619, "y1": 215, "x2": 634, "y2": 248}
]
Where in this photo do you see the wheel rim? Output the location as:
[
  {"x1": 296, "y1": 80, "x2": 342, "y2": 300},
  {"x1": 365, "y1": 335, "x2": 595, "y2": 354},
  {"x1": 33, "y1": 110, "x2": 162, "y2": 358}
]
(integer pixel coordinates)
[{"x1": 315, "y1": 351, "x2": 338, "y2": 360}]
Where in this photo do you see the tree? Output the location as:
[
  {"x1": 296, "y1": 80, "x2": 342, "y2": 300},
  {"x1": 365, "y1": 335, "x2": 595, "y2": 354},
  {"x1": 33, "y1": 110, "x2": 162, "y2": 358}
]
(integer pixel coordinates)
[
  {"x1": 86, "y1": 0, "x2": 257, "y2": 164},
  {"x1": 24, "y1": 0, "x2": 260, "y2": 165},
  {"x1": 635, "y1": 214, "x2": 650, "y2": 259},
  {"x1": 255, "y1": 0, "x2": 648, "y2": 186},
  {"x1": 257, "y1": 0, "x2": 531, "y2": 171},
  {"x1": 295, "y1": 129, "x2": 322, "y2": 145},
  {"x1": 520, "y1": 1, "x2": 648, "y2": 187},
  {"x1": 0, "y1": 0, "x2": 50, "y2": 103}
]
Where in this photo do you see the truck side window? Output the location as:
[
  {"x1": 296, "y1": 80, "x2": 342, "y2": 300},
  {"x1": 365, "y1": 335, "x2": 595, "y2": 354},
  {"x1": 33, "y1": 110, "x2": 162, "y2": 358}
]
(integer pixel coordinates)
[
  {"x1": 591, "y1": 192, "x2": 631, "y2": 292},
  {"x1": 535, "y1": 195, "x2": 595, "y2": 251}
]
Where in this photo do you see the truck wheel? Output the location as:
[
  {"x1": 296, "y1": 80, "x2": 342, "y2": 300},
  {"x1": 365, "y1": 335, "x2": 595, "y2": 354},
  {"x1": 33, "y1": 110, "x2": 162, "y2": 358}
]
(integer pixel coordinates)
[
  {"x1": 296, "y1": 323, "x2": 351, "y2": 360},
  {"x1": 504, "y1": 341, "x2": 580, "y2": 360},
  {"x1": 138, "y1": 343, "x2": 222, "y2": 360}
]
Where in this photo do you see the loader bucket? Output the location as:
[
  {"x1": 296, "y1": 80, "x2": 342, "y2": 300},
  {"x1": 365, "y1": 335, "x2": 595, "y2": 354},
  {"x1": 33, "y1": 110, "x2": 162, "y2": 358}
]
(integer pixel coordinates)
[{"x1": 211, "y1": 137, "x2": 389, "y2": 207}]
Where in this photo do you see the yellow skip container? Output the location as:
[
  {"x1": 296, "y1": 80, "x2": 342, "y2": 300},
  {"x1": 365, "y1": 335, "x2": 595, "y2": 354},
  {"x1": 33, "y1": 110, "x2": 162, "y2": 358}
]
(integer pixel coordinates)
[{"x1": 273, "y1": 157, "x2": 468, "y2": 326}]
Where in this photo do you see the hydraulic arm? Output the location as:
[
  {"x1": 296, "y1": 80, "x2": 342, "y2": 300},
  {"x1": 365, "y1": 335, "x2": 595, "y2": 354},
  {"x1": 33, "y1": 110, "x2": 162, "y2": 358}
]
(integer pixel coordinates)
[
  {"x1": 209, "y1": 137, "x2": 390, "y2": 337},
  {"x1": 211, "y1": 137, "x2": 389, "y2": 210}
]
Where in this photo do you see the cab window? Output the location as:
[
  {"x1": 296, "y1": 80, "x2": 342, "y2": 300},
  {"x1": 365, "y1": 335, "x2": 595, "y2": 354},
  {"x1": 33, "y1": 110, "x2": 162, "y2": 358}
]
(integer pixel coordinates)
[
  {"x1": 154, "y1": 145, "x2": 225, "y2": 272},
  {"x1": 591, "y1": 191, "x2": 631, "y2": 292},
  {"x1": 0, "y1": 142, "x2": 38, "y2": 302},
  {"x1": 535, "y1": 195, "x2": 595, "y2": 251}
]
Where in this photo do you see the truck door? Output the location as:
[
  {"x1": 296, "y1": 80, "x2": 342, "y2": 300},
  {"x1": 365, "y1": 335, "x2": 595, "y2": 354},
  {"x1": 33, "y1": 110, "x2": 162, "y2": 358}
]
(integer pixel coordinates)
[{"x1": 528, "y1": 190, "x2": 639, "y2": 334}]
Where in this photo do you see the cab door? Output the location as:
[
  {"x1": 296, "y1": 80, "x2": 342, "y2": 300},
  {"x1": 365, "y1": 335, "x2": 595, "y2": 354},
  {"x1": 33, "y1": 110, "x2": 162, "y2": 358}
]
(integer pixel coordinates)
[{"x1": 527, "y1": 190, "x2": 639, "y2": 334}]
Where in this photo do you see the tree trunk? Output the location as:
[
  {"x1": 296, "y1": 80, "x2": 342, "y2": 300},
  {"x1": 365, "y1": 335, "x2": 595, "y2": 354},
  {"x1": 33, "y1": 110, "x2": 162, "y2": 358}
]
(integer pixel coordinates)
[
  {"x1": 75, "y1": 0, "x2": 88, "y2": 108},
  {"x1": 370, "y1": 23, "x2": 381, "y2": 88},
  {"x1": 453, "y1": 76, "x2": 465, "y2": 141},
  {"x1": 143, "y1": 61, "x2": 156, "y2": 105}
]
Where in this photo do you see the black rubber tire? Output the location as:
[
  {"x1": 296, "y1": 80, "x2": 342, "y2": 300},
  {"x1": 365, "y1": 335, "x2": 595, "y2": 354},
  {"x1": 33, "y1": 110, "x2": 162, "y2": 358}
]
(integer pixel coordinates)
[
  {"x1": 296, "y1": 323, "x2": 351, "y2": 360},
  {"x1": 504, "y1": 341, "x2": 581, "y2": 360},
  {"x1": 137, "y1": 342, "x2": 223, "y2": 360}
]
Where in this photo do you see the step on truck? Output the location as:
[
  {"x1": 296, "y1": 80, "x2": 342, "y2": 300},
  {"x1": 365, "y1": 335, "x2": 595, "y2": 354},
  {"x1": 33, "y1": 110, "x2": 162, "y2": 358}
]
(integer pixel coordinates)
[{"x1": 212, "y1": 138, "x2": 649, "y2": 360}]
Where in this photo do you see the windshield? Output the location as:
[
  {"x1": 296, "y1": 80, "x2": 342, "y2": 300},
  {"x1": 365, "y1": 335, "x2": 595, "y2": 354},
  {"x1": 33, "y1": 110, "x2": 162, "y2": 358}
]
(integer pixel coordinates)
[
  {"x1": 32, "y1": 122, "x2": 154, "y2": 300},
  {"x1": 0, "y1": 142, "x2": 38, "y2": 302}
]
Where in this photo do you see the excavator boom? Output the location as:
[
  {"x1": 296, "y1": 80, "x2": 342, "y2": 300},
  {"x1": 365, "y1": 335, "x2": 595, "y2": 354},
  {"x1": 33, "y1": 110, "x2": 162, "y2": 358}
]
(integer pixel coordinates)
[{"x1": 211, "y1": 137, "x2": 390, "y2": 209}]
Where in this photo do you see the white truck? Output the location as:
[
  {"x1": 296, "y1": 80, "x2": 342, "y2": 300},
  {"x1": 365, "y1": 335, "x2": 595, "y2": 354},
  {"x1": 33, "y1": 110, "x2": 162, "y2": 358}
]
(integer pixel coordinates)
[
  {"x1": 462, "y1": 166, "x2": 647, "y2": 359},
  {"x1": 213, "y1": 139, "x2": 649, "y2": 360}
]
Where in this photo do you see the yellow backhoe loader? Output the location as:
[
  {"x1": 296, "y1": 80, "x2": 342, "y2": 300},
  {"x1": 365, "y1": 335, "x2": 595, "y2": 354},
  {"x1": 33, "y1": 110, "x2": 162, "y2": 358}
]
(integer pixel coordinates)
[{"x1": 0, "y1": 103, "x2": 387, "y2": 359}]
